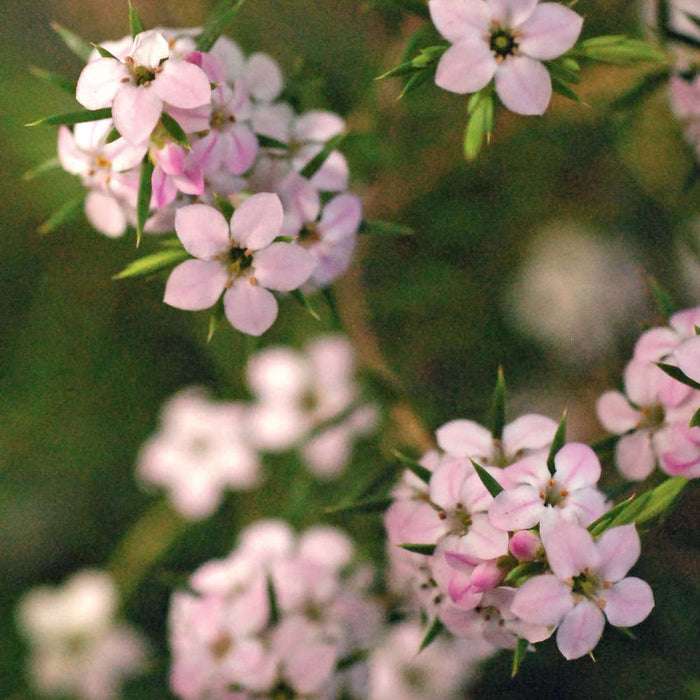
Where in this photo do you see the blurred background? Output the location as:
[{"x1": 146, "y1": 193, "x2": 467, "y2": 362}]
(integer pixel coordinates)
[{"x1": 1, "y1": 0, "x2": 698, "y2": 697}]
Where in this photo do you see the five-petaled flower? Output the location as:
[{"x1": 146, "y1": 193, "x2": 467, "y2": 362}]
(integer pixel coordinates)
[
  {"x1": 164, "y1": 193, "x2": 316, "y2": 336},
  {"x1": 429, "y1": 0, "x2": 583, "y2": 115}
]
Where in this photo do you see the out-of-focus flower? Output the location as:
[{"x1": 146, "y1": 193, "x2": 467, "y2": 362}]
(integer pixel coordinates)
[
  {"x1": 429, "y1": 0, "x2": 583, "y2": 114},
  {"x1": 168, "y1": 521, "x2": 380, "y2": 699},
  {"x1": 137, "y1": 387, "x2": 260, "y2": 519},
  {"x1": 16, "y1": 570, "x2": 146, "y2": 699},
  {"x1": 669, "y1": 70, "x2": 700, "y2": 161},
  {"x1": 246, "y1": 335, "x2": 378, "y2": 477}
]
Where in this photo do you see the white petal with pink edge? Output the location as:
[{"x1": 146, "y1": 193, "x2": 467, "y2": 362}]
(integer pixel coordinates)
[
  {"x1": 112, "y1": 83, "x2": 162, "y2": 145},
  {"x1": 436, "y1": 419, "x2": 493, "y2": 459},
  {"x1": 489, "y1": 485, "x2": 544, "y2": 531},
  {"x1": 553, "y1": 443, "x2": 601, "y2": 490},
  {"x1": 511, "y1": 574, "x2": 573, "y2": 626},
  {"x1": 600, "y1": 577, "x2": 654, "y2": 627},
  {"x1": 154, "y1": 59, "x2": 212, "y2": 109},
  {"x1": 76, "y1": 58, "x2": 127, "y2": 110},
  {"x1": 596, "y1": 524, "x2": 640, "y2": 582},
  {"x1": 502, "y1": 413, "x2": 558, "y2": 455}
]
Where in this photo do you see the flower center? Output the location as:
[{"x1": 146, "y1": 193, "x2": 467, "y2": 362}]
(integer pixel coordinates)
[
  {"x1": 299, "y1": 222, "x2": 321, "y2": 247},
  {"x1": 489, "y1": 26, "x2": 519, "y2": 61},
  {"x1": 638, "y1": 404, "x2": 665, "y2": 430},
  {"x1": 124, "y1": 56, "x2": 160, "y2": 87},
  {"x1": 540, "y1": 479, "x2": 569, "y2": 507},
  {"x1": 210, "y1": 109, "x2": 236, "y2": 131},
  {"x1": 226, "y1": 246, "x2": 254, "y2": 277}
]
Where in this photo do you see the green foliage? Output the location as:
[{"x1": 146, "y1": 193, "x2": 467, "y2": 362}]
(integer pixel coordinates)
[
  {"x1": 136, "y1": 156, "x2": 155, "y2": 246},
  {"x1": 113, "y1": 248, "x2": 189, "y2": 280},
  {"x1": 51, "y1": 21, "x2": 93, "y2": 61},
  {"x1": 299, "y1": 133, "x2": 346, "y2": 180},
  {"x1": 28, "y1": 66, "x2": 77, "y2": 95},
  {"x1": 160, "y1": 113, "x2": 191, "y2": 150},
  {"x1": 195, "y1": 0, "x2": 248, "y2": 53},
  {"x1": 511, "y1": 638, "x2": 529, "y2": 677},
  {"x1": 128, "y1": 1, "x2": 145, "y2": 38},
  {"x1": 471, "y1": 459, "x2": 504, "y2": 497},
  {"x1": 38, "y1": 193, "x2": 85, "y2": 234},
  {"x1": 419, "y1": 617, "x2": 445, "y2": 652},
  {"x1": 572, "y1": 36, "x2": 666, "y2": 64},
  {"x1": 26, "y1": 108, "x2": 112, "y2": 127},
  {"x1": 399, "y1": 543, "x2": 437, "y2": 555}
]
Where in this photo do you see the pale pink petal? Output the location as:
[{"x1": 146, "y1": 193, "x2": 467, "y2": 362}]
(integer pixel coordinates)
[
  {"x1": 564, "y1": 488, "x2": 608, "y2": 527},
  {"x1": 253, "y1": 242, "x2": 317, "y2": 291},
  {"x1": 112, "y1": 83, "x2": 162, "y2": 144},
  {"x1": 428, "y1": 0, "x2": 490, "y2": 42},
  {"x1": 223, "y1": 282, "x2": 278, "y2": 336},
  {"x1": 494, "y1": 55, "x2": 552, "y2": 115},
  {"x1": 153, "y1": 143, "x2": 185, "y2": 175},
  {"x1": 154, "y1": 59, "x2": 212, "y2": 109},
  {"x1": 596, "y1": 391, "x2": 641, "y2": 434},
  {"x1": 615, "y1": 431, "x2": 655, "y2": 481},
  {"x1": 489, "y1": 0, "x2": 538, "y2": 26},
  {"x1": 151, "y1": 167, "x2": 178, "y2": 209},
  {"x1": 553, "y1": 443, "x2": 601, "y2": 490},
  {"x1": 319, "y1": 194, "x2": 362, "y2": 238},
  {"x1": 230, "y1": 193, "x2": 284, "y2": 249},
  {"x1": 509, "y1": 529, "x2": 540, "y2": 561},
  {"x1": 511, "y1": 574, "x2": 573, "y2": 626},
  {"x1": 280, "y1": 173, "x2": 321, "y2": 226},
  {"x1": 223, "y1": 124, "x2": 259, "y2": 175},
  {"x1": 470, "y1": 559, "x2": 504, "y2": 592},
  {"x1": 165, "y1": 104, "x2": 212, "y2": 134},
  {"x1": 243, "y1": 53, "x2": 284, "y2": 102},
  {"x1": 674, "y1": 336, "x2": 700, "y2": 383},
  {"x1": 429, "y1": 458, "x2": 473, "y2": 509},
  {"x1": 105, "y1": 138, "x2": 149, "y2": 172},
  {"x1": 172, "y1": 166, "x2": 205, "y2": 196},
  {"x1": 540, "y1": 512, "x2": 599, "y2": 580},
  {"x1": 596, "y1": 525, "x2": 640, "y2": 582},
  {"x1": 439, "y1": 604, "x2": 482, "y2": 636},
  {"x1": 57, "y1": 127, "x2": 88, "y2": 175},
  {"x1": 130, "y1": 30, "x2": 170, "y2": 68},
  {"x1": 503, "y1": 452, "x2": 549, "y2": 487},
  {"x1": 633, "y1": 327, "x2": 679, "y2": 361},
  {"x1": 556, "y1": 599, "x2": 605, "y2": 660},
  {"x1": 175, "y1": 204, "x2": 230, "y2": 258},
  {"x1": 624, "y1": 358, "x2": 660, "y2": 408},
  {"x1": 670, "y1": 307, "x2": 700, "y2": 337},
  {"x1": 502, "y1": 414, "x2": 557, "y2": 455},
  {"x1": 458, "y1": 513, "x2": 510, "y2": 560},
  {"x1": 435, "y1": 419, "x2": 493, "y2": 459},
  {"x1": 293, "y1": 110, "x2": 345, "y2": 142},
  {"x1": 656, "y1": 370, "x2": 692, "y2": 408},
  {"x1": 435, "y1": 39, "x2": 497, "y2": 95},
  {"x1": 384, "y1": 499, "x2": 446, "y2": 546},
  {"x1": 517, "y1": 3, "x2": 583, "y2": 60},
  {"x1": 85, "y1": 191, "x2": 127, "y2": 237},
  {"x1": 309, "y1": 149, "x2": 349, "y2": 191},
  {"x1": 164, "y1": 260, "x2": 228, "y2": 310},
  {"x1": 488, "y1": 485, "x2": 544, "y2": 531},
  {"x1": 73, "y1": 118, "x2": 113, "y2": 149},
  {"x1": 76, "y1": 58, "x2": 127, "y2": 110},
  {"x1": 446, "y1": 570, "x2": 482, "y2": 609},
  {"x1": 600, "y1": 577, "x2": 654, "y2": 627}
]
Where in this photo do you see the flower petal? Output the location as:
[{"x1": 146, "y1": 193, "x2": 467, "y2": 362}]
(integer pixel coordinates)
[
  {"x1": 564, "y1": 487, "x2": 608, "y2": 527},
  {"x1": 495, "y1": 55, "x2": 552, "y2": 115},
  {"x1": 175, "y1": 204, "x2": 230, "y2": 259},
  {"x1": 319, "y1": 194, "x2": 362, "y2": 239},
  {"x1": 85, "y1": 191, "x2": 127, "y2": 238},
  {"x1": 76, "y1": 58, "x2": 127, "y2": 110},
  {"x1": 223, "y1": 124, "x2": 259, "y2": 175},
  {"x1": 615, "y1": 431, "x2": 655, "y2": 481},
  {"x1": 511, "y1": 574, "x2": 573, "y2": 626},
  {"x1": 224, "y1": 281, "x2": 278, "y2": 336},
  {"x1": 673, "y1": 336, "x2": 700, "y2": 383},
  {"x1": 435, "y1": 39, "x2": 497, "y2": 95},
  {"x1": 293, "y1": 110, "x2": 345, "y2": 142},
  {"x1": 154, "y1": 59, "x2": 212, "y2": 109},
  {"x1": 253, "y1": 242, "x2": 317, "y2": 291},
  {"x1": 596, "y1": 391, "x2": 640, "y2": 434},
  {"x1": 489, "y1": 0, "x2": 538, "y2": 26},
  {"x1": 243, "y1": 53, "x2": 284, "y2": 102},
  {"x1": 502, "y1": 414, "x2": 558, "y2": 455},
  {"x1": 112, "y1": 83, "x2": 162, "y2": 145},
  {"x1": 230, "y1": 192, "x2": 284, "y2": 249},
  {"x1": 600, "y1": 577, "x2": 654, "y2": 627},
  {"x1": 164, "y1": 260, "x2": 227, "y2": 311},
  {"x1": 435, "y1": 419, "x2": 493, "y2": 460},
  {"x1": 539, "y1": 510, "x2": 599, "y2": 580},
  {"x1": 130, "y1": 30, "x2": 170, "y2": 68},
  {"x1": 554, "y1": 443, "x2": 601, "y2": 491},
  {"x1": 517, "y1": 3, "x2": 583, "y2": 60},
  {"x1": 596, "y1": 524, "x2": 640, "y2": 582},
  {"x1": 428, "y1": 0, "x2": 491, "y2": 43},
  {"x1": 489, "y1": 485, "x2": 544, "y2": 531},
  {"x1": 556, "y1": 599, "x2": 605, "y2": 660}
]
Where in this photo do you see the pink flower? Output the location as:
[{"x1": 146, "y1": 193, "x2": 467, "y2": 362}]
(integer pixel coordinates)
[
  {"x1": 488, "y1": 442, "x2": 608, "y2": 530},
  {"x1": 672, "y1": 334, "x2": 700, "y2": 384},
  {"x1": 429, "y1": 0, "x2": 583, "y2": 115},
  {"x1": 511, "y1": 512, "x2": 654, "y2": 659},
  {"x1": 163, "y1": 193, "x2": 316, "y2": 336},
  {"x1": 137, "y1": 388, "x2": 260, "y2": 519},
  {"x1": 76, "y1": 30, "x2": 211, "y2": 144},
  {"x1": 57, "y1": 119, "x2": 145, "y2": 237}
]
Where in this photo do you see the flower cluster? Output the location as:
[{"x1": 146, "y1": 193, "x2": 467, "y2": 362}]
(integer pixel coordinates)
[
  {"x1": 596, "y1": 306, "x2": 700, "y2": 480},
  {"x1": 137, "y1": 335, "x2": 377, "y2": 519},
  {"x1": 16, "y1": 570, "x2": 147, "y2": 699},
  {"x1": 168, "y1": 520, "x2": 380, "y2": 698},
  {"x1": 385, "y1": 411, "x2": 655, "y2": 660},
  {"x1": 428, "y1": 0, "x2": 583, "y2": 115},
  {"x1": 61, "y1": 26, "x2": 362, "y2": 334}
]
